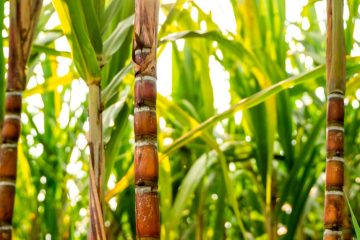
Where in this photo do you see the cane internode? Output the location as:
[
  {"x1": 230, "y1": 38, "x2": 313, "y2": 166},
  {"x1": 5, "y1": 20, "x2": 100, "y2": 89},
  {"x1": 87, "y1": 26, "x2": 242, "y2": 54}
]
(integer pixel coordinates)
[
  {"x1": 134, "y1": 109, "x2": 157, "y2": 138},
  {"x1": 324, "y1": 191, "x2": 345, "y2": 228},
  {"x1": 326, "y1": 161, "x2": 344, "y2": 189},
  {"x1": 0, "y1": 148, "x2": 17, "y2": 179},
  {"x1": 135, "y1": 144, "x2": 159, "y2": 186},
  {"x1": 0, "y1": 184, "x2": 15, "y2": 230},
  {"x1": 135, "y1": 188, "x2": 161, "y2": 237},
  {"x1": 5, "y1": 93, "x2": 22, "y2": 113},
  {"x1": 134, "y1": 75, "x2": 157, "y2": 104}
]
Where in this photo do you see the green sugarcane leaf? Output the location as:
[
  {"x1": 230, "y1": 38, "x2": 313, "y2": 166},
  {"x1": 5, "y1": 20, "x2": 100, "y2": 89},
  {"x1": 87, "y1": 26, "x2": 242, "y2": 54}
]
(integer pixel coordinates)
[
  {"x1": 104, "y1": 101, "x2": 130, "y2": 182},
  {"x1": 101, "y1": 0, "x2": 123, "y2": 33},
  {"x1": 92, "y1": 0, "x2": 105, "y2": 22},
  {"x1": 158, "y1": 0, "x2": 187, "y2": 38},
  {"x1": 35, "y1": 2, "x2": 55, "y2": 33},
  {"x1": 34, "y1": 31, "x2": 64, "y2": 46},
  {"x1": 158, "y1": 95, "x2": 247, "y2": 237},
  {"x1": 276, "y1": 109, "x2": 326, "y2": 220},
  {"x1": 101, "y1": 0, "x2": 134, "y2": 35},
  {"x1": 212, "y1": 171, "x2": 225, "y2": 240},
  {"x1": 101, "y1": 63, "x2": 132, "y2": 105},
  {"x1": 52, "y1": 0, "x2": 88, "y2": 79},
  {"x1": 32, "y1": 44, "x2": 71, "y2": 58},
  {"x1": 80, "y1": 0, "x2": 103, "y2": 54},
  {"x1": 161, "y1": 58, "x2": 360, "y2": 159},
  {"x1": 171, "y1": 41, "x2": 214, "y2": 120},
  {"x1": 276, "y1": 92, "x2": 294, "y2": 169},
  {"x1": 346, "y1": 195, "x2": 360, "y2": 238},
  {"x1": 161, "y1": 65, "x2": 323, "y2": 158},
  {"x1": 66, "y1": 0, "x2": 100, "y2": 79},
  {"x1": 23, "y1": 71, "x2": 76, "y2": 97},
  {"x1": 103, "y1": 87, "x2": 130, "y2": 144},
  {"x1": 52, "y1": 0, "x2": 100, "y2": 81},
  {"x1": 345, "y1": 0, "x2": 359, "y2": 54},
  {"x1": 159, "y1": 155, "x2": 172, "y2": 236},
  {"x1": 169, "y1": 151, "x2": 217, "y2": 228},
  {"x1": 103, "y1": 15, "x2": 134, "y2": 58},
  {"x1": 161, "y1": 31, "x2": 268, "y2": 79},
  {"x1": 285, "y1": 150, "x2": 318, "y2": 239}
]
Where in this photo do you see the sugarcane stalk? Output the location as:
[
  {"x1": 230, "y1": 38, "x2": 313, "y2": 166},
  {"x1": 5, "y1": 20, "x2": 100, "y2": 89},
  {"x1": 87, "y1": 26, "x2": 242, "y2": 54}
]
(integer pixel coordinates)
[
  {"x1": 88, "y1": 82, "x2": 106, "y2": 240},
  {"x1": 0, "y1": 0, "x2": 42, "y2": 239},
  {"x1": 133, "y1": 0, "x2": 160, "y2": 238},
  {"x1": 324, "y1": 0, "x2": 346, "y2": 239}
]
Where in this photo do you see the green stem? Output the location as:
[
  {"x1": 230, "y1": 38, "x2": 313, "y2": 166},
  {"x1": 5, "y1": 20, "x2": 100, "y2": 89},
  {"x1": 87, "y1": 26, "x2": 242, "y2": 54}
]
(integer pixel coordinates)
[{"x1": 88, "y1": 83, "x2": 106, "y2": 240}]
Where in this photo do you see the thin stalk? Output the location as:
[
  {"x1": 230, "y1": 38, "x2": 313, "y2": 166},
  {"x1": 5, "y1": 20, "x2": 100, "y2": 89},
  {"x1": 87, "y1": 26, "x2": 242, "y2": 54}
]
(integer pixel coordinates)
[
  {"x1": 133, "y1": 0, "x2": 160, "y2": 239},
  {"x1": 0, "y1": 0, "x2": 42, "y2": 239},
  {"x1": 324, "y1": 0, "x2": 346, "y2": 239},
  {"x1": 88, "y1": 83, "x2": 106, "y2": 240}
]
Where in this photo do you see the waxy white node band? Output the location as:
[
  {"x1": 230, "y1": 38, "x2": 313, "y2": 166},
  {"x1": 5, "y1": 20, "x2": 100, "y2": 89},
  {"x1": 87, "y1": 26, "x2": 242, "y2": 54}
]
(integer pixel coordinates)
[
  {"x1": 6, "y1": 91, "x2": 22, "y2": 97},
  {"x1": 0, "y1": 225, "x2": 12, "y2": 231},
  {"x1": 135, "y1": 75, "x2": 157, "y2": 82},
  {"x1": 323, "y1": 229, "x2": 342, "y2": 236},
  {"x1": 326, "y1": 156, "x2": 344, "y2": 163},
  {"x1": 135, "y1": 186, "x2": 157, "y2": 193},
  {"x1": 326, "y1": 126, "x2": 344, "y2": 132},
  {"x1": 134, "y1": 48, "x2": 151, "y2": 56},
  {"x1": 328, "y1": 93, "x2": 344, "y2": 100},
  {"x1": 1, "y1": 143, "x2": 17, "y2": 149},
  {"x1": 0, "y1": 180, "x2": 16, "y2": 188},
  {"x1": 134, "y1": 49, "x2": 142, "y2": 56},
  {"x1": 134, "y1": 106, "x2": 156, "y2": 113},
  {"x1": 135, "y1": 139, "x2": 158, "y2": 148},
  {"x1": 143, "y1": 75, "x2": 157, "y2": 82},
  {"x1": 4, "y1": 114, "x2": 21, "y2": 121},
  {"x1": 325, "y1": 190, "x2": 344, "y2": 196}
]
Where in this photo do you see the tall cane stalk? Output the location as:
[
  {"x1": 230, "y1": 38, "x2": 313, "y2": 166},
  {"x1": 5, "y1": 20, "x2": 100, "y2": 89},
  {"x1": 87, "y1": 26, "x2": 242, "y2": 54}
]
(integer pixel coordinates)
[
  {"x1": 133, "y1": 0, "x2": 161, "y2": 238},
  {"x1": 324, "y1": 0, "x2": 346, "y2": 239},
  {"x1": 88, "y1": 81, "x2": 106, "y2": 240},
  {"x1": 0, "y1": 0, "x2": 42, "y2": 239}
]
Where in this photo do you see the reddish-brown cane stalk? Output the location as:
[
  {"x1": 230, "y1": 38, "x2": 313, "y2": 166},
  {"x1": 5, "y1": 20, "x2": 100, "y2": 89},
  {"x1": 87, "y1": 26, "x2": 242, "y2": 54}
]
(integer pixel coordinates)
[
  {"x1": 0, "y1": 1, "x2": 42, "y2": 239},
  {"x1": 324, "y1": 0, "x2": 346, "y2": 239},
  {"x1": 132, "y1": 0, "x2": 160, "y2": 239}
]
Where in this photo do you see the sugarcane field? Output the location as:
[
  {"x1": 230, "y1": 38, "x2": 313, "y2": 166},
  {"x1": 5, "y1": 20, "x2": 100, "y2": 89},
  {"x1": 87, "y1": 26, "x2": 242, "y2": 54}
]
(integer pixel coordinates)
[{"x1": 0, "y1": 0, "x2": 360, "y2": 239}]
